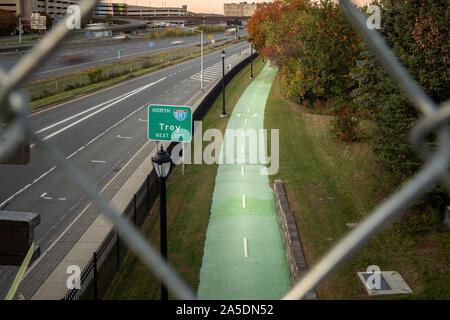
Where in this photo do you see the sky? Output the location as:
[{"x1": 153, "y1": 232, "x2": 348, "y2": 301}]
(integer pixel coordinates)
[
  {"x1": 104, "y1": 0, "x2": 372, "y2": 15},
  {"x1": 104, "y1": 0, "x2": 267, "y2": 14}
]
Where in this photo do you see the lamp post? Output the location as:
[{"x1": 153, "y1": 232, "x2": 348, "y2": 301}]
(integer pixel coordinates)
[
  {"x1": 221, "y1": 50, "x2": 227, "y2": 118},
  {"x1": 166, "y1": 22, "x2": 203, "y2": 91},
  {"x1": 151, "y1": 145, "x2": 172, "y2": 301},
  {"x1": 250, "y1": 43, "x2": 253, "y2": 79}
]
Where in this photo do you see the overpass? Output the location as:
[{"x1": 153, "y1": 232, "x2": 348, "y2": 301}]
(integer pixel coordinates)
[
  {"x1": 101, "y1": 16, "x2": 251, "y2": 33},
  {"x1": 133, "y1": 15, "x2": 251, "y2": 25}
]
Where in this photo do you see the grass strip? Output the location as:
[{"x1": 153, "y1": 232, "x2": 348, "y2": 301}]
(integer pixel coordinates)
[
  {"x1": 264, "y1": 71, "x2": 450, "y2": 299},
  {"x1": 28, "y1": 39, "x2": 242, "y2": 110}
]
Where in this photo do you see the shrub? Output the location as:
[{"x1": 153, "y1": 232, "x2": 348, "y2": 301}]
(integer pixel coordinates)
[
  {"x1": 352, "y1": 0, "x2": 449, "y2": 185},
  {"x1": 164, "y1": 28, "x2": 177, "y2": 37},
  {"x1": 86, "y1": 69, "x2": 102, "y2": 83},
  {"x1": 331, "y1": 108, "x2": 362, "y2": 142}
]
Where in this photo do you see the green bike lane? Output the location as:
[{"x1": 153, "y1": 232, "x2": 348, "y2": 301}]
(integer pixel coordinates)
[{"x1": 197, "y1": 62, "x2": 291, "y2": 299}]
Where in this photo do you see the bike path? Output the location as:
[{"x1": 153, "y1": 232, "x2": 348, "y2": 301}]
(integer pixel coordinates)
[{"x1": 197, "y1": 62, "x2": 291, "y2": 299}]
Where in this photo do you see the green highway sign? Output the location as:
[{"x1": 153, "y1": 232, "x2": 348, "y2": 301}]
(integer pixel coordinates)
[{"x1": 147, "y1": 105, "x2": 192, "y2": 142}]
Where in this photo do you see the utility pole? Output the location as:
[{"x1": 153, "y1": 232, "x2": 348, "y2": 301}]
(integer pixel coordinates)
[
  {"x1": 167, "y1": 22, "x2": 203, "y2": 92},
  {"x1": 201, "y1": 29, "x2": 203, "y2": 91},
  {"x1": 18, "y1": 17, "x2": 22, "y2": 44},
  {"x1": 250, "y1": 43, "x2": 253, "y2": 79}
]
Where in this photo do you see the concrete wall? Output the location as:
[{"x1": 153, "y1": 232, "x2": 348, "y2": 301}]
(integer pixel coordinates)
[{"x1": 273, "y1": 180, "x2": 317, "y2": 300}]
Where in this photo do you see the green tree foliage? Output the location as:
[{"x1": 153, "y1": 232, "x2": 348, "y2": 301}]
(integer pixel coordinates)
[
  {"x1": 352, "y1": 0, "x2": 449, "y2": 199},
  {"x1": 249, "y1": 0, "x2": 361, "y2": 111},
  {"x1": 248, "y1": 0, "x2": 449, "y2": 211}
]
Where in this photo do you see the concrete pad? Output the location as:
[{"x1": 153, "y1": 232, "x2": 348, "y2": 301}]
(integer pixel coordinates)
[
  {"x1": 58, "y1": 242, "x2": 101, "y2": 262},
  {"x1": 78, "y1": 226, "x2": 112, "y2": 243}
]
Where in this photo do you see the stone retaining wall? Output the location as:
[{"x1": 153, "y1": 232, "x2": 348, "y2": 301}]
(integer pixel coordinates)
[{"x1": 273, "y1": 179, "x2": 317, "y2": 300}]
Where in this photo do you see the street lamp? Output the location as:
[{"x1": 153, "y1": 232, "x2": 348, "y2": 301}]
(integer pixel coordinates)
[
  {"x1": 221, "y1": 50, "x2": 227, "y2": 118},
  {"x1": 151, "y1": 145, "x2": 172, "y2": 301},
  {"x1": 249, "y1": 43, "x2": 253, "y2": 79}
]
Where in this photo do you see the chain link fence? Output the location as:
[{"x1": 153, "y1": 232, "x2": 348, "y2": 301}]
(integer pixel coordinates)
[
  {"x1": 25, "y1": 38, "x2": 237, "y2": 103},
  {"x1": 0, "y1": 0, "x2": 449, "y2": 300}
]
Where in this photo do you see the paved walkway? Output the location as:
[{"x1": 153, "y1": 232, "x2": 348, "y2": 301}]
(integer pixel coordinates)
[{"x1": 197, "y1": 62, "x2": 291, "y2": 299}]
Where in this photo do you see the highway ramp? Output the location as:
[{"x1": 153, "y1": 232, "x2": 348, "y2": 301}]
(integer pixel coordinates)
[{"x1": 0, "y1": 31, "x2": 246, "y2": 82}]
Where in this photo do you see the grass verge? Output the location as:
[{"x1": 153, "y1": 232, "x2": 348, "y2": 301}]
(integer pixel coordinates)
[
  {"x1": 103, "y1": 56, "x2": 265, "y2": 300},
  {"x1": 28, "y1": 39, "x2": 242, "y2": 110},
  {"x1": 264, "y1": 71, "x2": 450, "y2": 299}
]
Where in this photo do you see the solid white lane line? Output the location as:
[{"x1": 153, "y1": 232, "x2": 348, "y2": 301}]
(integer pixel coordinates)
[
  {"x1": 22, "y1": 139, "x2": 152, "y2": 282},
  {"x1": 0, "y1": 166, "x2": 56, "y2": 208},
  {"x1": 0, "y1": 101, "x2": 149, "y2": 208},
  {"x1": 241, "y1": 166, "x2": 244, "y2": 176},
  {"x1": 244, "y1": 237, "x2": 248, "y2": 258},
  {"x1": 35, "y1": 86, "x2": 144, "y2": 134},
  {"x1": 242, "y1": 194, "x2": 246, "y2": 208},
  {"x1": 42, "y1": 77, "x2": 166, "y2": 141}
]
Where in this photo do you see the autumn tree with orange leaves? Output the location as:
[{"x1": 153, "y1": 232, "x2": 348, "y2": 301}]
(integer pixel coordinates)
[
  {"x1": 247, "y1": 1, "x2": 283, "y2": 51},
  {"x1": 248, "y1": 0, "x2": 361, "y2": 109}
]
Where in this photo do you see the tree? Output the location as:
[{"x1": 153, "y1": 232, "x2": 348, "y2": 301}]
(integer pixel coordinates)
[
  {"x1": 352, "y1": 0, "x2": 449, "y2": 208},
  {"x1": 247, "y1": 1, "x2": 283, "y2": 50}
]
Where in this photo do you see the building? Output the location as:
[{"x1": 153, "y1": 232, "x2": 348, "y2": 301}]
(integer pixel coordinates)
[
  {"x1": 0, "y1": 0, "x2": 77, "y2": 20},
  {"x1": 119, "y1": 4, "x2": 187, "y2": 18},
  {"x1": 94, "y1": 2, "x2": 187, "y2": 18},
  {"x1": 95, "y1": 2, "x2": 127, "y2": 16},
  {"x1": 224, "y1": 2, "x2": 257, "y2": 17}
]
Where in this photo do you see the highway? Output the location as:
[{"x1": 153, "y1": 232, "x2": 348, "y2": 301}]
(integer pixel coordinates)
[
  {"x1": 0, "y1": 30, "x2": 247, "y2": 82},
  {"x1": 0, "y1": 40, "x2": 251, "y2": 299}
]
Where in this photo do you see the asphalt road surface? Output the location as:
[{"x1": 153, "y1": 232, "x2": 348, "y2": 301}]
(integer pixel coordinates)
[
  {"x1": 0, "y1": 30, "x2": 247, "y2": 82},
  {"x1": 0, "y1": 40, "x2": 251, "y2": 299}
]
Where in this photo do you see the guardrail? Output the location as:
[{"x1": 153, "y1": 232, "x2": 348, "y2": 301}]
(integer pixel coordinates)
[{"x1": 62, "y1": 51, "x2": 257, "y2": 300}]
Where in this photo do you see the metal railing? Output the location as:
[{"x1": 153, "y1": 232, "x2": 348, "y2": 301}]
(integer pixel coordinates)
[
  {"x1": 63, "y1": 172, "x2": 158, "y2": 300},
  {"x1": 0, "y1": 0, "x2": 448, "y2": 300}
]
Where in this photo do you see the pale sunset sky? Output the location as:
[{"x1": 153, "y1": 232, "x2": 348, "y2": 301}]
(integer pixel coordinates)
[
  {"x1": 105, "y1": 0, "x2": 267, "y2": 14},
  {"x1": 105, "y1": 0, "x2": 371, "y2": 15}
]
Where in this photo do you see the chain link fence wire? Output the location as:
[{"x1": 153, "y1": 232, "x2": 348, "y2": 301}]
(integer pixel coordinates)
[
  {"x1": 0, "y1": 0, "x2": 194, "y2": 300},
  {"x1": 0, "y1": 0, "x2": 448, "y2": 301},
  {"x1": 282, "y1": 0, "x2": 450, "y2": 300}
]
